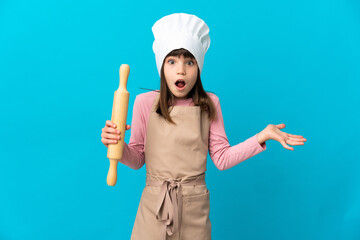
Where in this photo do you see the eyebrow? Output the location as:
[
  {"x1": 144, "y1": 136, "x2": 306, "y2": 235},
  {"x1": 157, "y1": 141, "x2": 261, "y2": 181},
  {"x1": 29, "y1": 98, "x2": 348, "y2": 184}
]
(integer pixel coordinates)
[{"x1": 167, "y1": 56, "x2": 195, "y2": 60}]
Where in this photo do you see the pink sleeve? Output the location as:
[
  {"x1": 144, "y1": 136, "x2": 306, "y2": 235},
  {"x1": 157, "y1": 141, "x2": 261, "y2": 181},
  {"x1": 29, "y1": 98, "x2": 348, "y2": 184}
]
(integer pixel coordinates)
[
  {"x1": 119, "y1": 95, "x2": 146, "y2": 170},
  {"x1": 208, "y1": 95, "x2": 267, "y2": 170}
]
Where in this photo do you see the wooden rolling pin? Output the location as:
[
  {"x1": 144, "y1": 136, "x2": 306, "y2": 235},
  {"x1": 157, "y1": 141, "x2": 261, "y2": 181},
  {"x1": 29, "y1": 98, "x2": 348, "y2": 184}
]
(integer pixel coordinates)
[{"x1": 107, "y1": 64, "x2": 130, "y2": 186}]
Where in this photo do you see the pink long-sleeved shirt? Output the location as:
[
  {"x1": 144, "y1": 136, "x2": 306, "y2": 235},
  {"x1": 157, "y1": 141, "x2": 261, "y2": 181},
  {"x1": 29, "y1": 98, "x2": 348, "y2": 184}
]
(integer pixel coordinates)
[{"x1": 120, "y1": 91, "x2": 266, "y2": 170}]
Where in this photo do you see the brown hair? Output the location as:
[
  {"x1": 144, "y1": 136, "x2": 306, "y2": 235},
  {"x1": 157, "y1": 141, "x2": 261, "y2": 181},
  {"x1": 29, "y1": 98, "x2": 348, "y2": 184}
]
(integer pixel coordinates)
[{"x1": 154, "y1": 48, "x2": 217, "y2": 125}]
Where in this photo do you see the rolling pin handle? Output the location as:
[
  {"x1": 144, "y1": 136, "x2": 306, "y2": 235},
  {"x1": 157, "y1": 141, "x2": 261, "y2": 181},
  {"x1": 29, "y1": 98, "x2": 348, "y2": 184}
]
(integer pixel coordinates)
[{"x1": 107, "y1": 159, "x2": 118, "y2": 186}]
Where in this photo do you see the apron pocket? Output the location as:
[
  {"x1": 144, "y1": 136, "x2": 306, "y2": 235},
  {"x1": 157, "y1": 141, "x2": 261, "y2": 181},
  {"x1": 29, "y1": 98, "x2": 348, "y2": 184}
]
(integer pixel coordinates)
[
  {"x1": 182, "y1": 188, "x2": 210, "y2": 203},
  {"x1": 181, "y1": 189, "x2": 211, "y2": 239}
]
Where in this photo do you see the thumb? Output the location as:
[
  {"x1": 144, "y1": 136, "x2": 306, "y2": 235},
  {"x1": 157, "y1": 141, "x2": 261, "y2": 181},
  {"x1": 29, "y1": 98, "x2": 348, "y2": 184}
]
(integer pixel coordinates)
[
  {"x1": 126, "y1": 124, "x2": 131, "y2": 130},
  {"x1": 276, "y1": 123, "x2": 286, "y2": 129}
]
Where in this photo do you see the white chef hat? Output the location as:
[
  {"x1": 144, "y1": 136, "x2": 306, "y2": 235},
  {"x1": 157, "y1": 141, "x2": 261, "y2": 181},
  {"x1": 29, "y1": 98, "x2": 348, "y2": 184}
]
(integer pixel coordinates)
[{"x1": 151, "y1": 13, "x2": 211, "y2": 77}]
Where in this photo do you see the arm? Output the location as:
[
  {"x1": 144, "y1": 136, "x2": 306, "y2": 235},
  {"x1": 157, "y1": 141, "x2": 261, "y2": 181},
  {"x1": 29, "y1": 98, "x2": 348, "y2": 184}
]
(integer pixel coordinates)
[
  {"x1": 208, "y1": 96, "x2": 266, "y2": 171},
  {"x1": 119, "y1": 95, "x2": 146, "y2": 170}
]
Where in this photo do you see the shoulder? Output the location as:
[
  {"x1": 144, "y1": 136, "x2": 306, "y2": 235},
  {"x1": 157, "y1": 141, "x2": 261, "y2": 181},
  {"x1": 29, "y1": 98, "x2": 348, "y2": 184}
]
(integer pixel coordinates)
[
  {"x1": 135, "y1": 90, "x2": 158, "y2": 101},
  {"x1": 206, "y1": 91, "x2": 220, "y2": 106},
  {"x1": 134, "y1": 90, "x2": 159, "y2": 109}
]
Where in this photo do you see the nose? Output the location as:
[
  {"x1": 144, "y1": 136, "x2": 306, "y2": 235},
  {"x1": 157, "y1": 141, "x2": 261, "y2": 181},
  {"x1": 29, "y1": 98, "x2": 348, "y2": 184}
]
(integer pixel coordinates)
[{"x1": 177, "y1": 62, "x2": 186, "y2": 75}]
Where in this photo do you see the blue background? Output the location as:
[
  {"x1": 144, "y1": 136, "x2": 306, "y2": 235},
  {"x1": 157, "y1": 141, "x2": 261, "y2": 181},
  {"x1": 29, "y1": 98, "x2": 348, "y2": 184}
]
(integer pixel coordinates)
[{"x1": 1, "y1": 0, "x2": 359, "y2": 239}]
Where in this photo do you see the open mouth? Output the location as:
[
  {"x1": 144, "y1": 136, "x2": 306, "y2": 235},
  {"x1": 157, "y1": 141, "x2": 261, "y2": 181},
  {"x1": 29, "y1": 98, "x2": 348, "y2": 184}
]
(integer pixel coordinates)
[{"x1": 175, "y1": 80, "x2": 186, "y2": 89}]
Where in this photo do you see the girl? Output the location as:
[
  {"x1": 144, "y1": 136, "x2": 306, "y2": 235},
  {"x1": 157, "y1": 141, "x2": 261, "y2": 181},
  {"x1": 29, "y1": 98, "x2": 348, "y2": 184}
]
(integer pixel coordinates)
[{"x1": 101, "y1": 13, "x2": 306, "y2": 240}]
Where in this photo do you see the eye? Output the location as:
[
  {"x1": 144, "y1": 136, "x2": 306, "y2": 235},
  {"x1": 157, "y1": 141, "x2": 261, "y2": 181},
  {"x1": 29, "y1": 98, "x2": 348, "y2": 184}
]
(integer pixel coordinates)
[
  {"x1": 187, "y1": 60, "x2": 195, "y2": 66},
  {"x1": 168, "y1": 59, "x2": 175, "y2": 64}
]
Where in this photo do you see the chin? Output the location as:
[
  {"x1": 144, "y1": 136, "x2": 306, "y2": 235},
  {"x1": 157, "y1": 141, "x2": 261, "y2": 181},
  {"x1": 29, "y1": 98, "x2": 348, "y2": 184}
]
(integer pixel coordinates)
[{"x1": 172, "y1": 92, "x2": 186, "y2": 99}]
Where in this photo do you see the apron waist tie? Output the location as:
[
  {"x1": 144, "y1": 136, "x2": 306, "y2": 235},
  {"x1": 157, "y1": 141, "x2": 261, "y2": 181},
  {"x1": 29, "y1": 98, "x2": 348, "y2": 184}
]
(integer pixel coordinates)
[{"x1": 146, "y1": 173, "x2": 206, "y2": 240}]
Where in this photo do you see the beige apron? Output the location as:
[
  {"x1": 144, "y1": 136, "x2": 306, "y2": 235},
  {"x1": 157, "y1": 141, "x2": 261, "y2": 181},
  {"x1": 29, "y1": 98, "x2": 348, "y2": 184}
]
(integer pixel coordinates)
[{"x1": 130, "y1": 93, "x2": 211, "y2": 240}]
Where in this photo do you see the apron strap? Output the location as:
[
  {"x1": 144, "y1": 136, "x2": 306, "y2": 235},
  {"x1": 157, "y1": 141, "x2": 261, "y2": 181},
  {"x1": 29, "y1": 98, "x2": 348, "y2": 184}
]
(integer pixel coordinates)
[{"x1": 146, "y1": 174, "x2": 206, "y2": 240}]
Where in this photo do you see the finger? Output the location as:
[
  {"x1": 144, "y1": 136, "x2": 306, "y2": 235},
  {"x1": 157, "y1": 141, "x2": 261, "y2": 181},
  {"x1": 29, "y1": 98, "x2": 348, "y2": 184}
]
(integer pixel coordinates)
[
  {"x1": 102, "y1": 137, "x2": 119, "y2": 145},
  {"x1": 276, "y1": 123, "x2": 286, "y2": 129},
  {"x1": 101, "y1": 131, "x2": 121, "y2": 139},
  {"x1": 101, "y1": 138, "x2": 115, "y2": 146},
  {"x1": 286, "y1": 138, "x2": 305, "y2": 146},
  {"x1": 279, "y1": 139, "x2": 294, "y2": 151},
  {"x1": 288, "y1": 136, "x2": 307, "y2": 142},
  {"x1": 126, "y1": 125, "x2": 131, "y2": 130},
  {"x1": 106, "y1": 120, "x2": 116, "y2": 128},
  {"x1": 288, "y1": 134, "x2": 306, "y2": 140},
  {"x1": 107, "y1": 133, "x2": 121, "y2": 140},
  {"x1": 104, "y1": 126, "x2": 121, "y2": 135}
]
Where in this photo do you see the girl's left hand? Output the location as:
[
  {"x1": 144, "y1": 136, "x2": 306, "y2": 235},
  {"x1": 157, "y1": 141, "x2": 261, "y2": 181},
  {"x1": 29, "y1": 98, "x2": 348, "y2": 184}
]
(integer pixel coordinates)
[{"x1": 257, "y1": 123, "x2": 307, "y2": 151}]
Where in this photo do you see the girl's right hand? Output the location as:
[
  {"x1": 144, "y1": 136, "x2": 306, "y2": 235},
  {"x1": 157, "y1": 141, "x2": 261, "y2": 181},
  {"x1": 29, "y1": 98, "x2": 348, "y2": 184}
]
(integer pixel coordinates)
[{"x1": 101, "y1": 120, "x2": 131, "y2": 148}]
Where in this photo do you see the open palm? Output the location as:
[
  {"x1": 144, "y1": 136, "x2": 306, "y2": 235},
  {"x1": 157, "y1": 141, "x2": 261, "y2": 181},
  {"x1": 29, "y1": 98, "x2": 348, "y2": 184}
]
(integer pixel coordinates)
[{"x1": 264, "y1": 123, "x2": 307, "y2": 151}]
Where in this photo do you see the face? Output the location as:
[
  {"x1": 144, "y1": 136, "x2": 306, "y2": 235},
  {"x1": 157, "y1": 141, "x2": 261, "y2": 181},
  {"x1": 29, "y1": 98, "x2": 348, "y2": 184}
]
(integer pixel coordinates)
[{"x1": 163, "y1": 54, "x2": 198, "y2": 99}]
